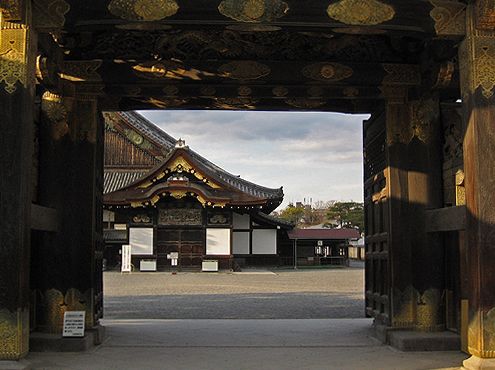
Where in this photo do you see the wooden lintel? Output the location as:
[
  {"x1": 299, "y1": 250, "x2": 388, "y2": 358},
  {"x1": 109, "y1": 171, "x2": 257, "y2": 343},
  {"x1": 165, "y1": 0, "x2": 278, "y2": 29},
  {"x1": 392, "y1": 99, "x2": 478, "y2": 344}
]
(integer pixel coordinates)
[
  {"x1": 425, "y1": 206, "x2": 466, "y2": 233},
  {"x1": 31, "y1": 204, "x2": 59, "y2": 232}
]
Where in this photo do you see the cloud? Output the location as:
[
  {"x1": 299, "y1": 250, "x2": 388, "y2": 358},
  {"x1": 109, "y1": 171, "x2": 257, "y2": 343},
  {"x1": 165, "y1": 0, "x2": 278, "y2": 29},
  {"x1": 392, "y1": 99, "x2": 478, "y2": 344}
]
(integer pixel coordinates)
[{"x1": 139, "y1": 110, "x2": 368, "y2": 207}]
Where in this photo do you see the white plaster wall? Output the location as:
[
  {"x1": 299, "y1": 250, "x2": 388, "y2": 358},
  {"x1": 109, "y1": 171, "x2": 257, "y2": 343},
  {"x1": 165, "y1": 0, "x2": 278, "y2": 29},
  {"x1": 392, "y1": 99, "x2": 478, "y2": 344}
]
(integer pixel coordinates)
[
  {"x1": 252, "y1": 229, "x2": 277, "y2": 255},
  {"x1": 233, "y1": 231, "x2": 250, "y2": 254},
  {"x1": 206, "y1": 228, "x2": 231, "y2": 255},
  {"x1": 129, "y1": 228, "x2": 153, "y2": 255},
  {"x1": 233, "y1": 213, "x2": 250, "y2": 229}
]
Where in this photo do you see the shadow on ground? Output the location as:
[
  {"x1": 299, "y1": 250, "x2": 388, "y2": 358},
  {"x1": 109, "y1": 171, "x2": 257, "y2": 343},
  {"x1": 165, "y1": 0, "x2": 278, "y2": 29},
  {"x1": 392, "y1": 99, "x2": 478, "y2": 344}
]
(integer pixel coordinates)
[{"x1": 104, "y1": 292, "x2": 364, "y2": 319}]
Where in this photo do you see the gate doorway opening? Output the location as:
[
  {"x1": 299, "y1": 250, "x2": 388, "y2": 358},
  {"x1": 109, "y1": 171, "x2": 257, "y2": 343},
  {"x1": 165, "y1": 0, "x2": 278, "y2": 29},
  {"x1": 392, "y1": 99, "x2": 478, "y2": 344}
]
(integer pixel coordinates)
[{"x1": 100, "y1": 109, "x2": 366, "y2": 321}]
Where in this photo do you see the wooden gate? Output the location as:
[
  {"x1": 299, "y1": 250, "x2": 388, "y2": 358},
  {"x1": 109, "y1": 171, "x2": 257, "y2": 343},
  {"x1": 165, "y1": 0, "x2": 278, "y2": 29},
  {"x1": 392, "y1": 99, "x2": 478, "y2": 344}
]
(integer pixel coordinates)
[
  {"x1": 363, "y1": 112, "x2": 390, "y2": 325},
  {"x1": 156, "y1": 228, "x2": 204, "y2": 269}
]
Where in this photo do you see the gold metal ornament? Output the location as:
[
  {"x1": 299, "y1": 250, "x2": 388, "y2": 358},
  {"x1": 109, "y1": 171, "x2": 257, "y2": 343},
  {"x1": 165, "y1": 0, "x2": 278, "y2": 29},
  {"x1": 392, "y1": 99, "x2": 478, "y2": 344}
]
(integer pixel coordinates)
[
  {"x1": 327, "y1": 0, "x2": 395, "y2": 26},
  {"x1": 33, "y1": 0, "x2": 70, "y2": 30},
  {"x1": 302, "y1": 62, "x2": 353, "y2": 82},
  {"x1": 382, "y1": 64, "x2": 421, "y2": 86},
  {"x1": 0, "y1": 0, "x2": 23, "y2": 21},
  {"x1": 213, "y1": 97, "x2": 259, "y2": 110},
  {"x1": 125, "y1": 129, "x2": 144, "y2": 145},
  {"x1": 0, "y1": 16, "x2": 28, "y2": 93},
  {"x1": 218, "y1": 61, "x2": 270, "y2": 80},
  {"x1": 218, "y1": 0, "x2": 288, "y2": 23},
  {"x1": 409, "y1": 97, "x2": 439, "y2": 144},
  {"x1": 455, "y1": 169, "x2": 465, "y2": 206},
  {"x1": 200, "y1": 86, "x2": 216, "y2": 96},
  {"x1": 0, "y1": 308, "x2": 28, "y2": 360},
  {"x1": 272, "y1": 86, "x2": 288, "y2": 97},
  {"x1": 41, "y1": 92, "x2": 70, "y2": 140},
  {"x1": 238, "y1": 85, "x2": 252, "y2": 96},
  {"x1": 108, "y1": 0, "x2": 179, "y2": 21},
  {"x1": 60, "y1": 60, "x2": 102, "y2": 82},
  {"x1": 429, "y1": 0, "x2": 466, "y2": 36},
  {"x1": 162, "y1": 85, "x2": 178, "y2": 96},
  {"x1": 133, "y1": 61, "x2": 214, "y2": 80},
  {"x1": 474, "y1": 43, "x2": 495, "y2": 98},
  {"x1": 285, "y1": 98, "x2": 326, "y2": 109}
]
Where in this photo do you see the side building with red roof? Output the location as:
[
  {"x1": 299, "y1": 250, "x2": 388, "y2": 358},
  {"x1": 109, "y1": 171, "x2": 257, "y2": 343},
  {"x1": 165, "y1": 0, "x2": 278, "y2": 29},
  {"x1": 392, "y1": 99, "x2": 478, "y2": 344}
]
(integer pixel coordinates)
[{"x1": 286, "y1": 228, "x2": 361, "y2": 266}]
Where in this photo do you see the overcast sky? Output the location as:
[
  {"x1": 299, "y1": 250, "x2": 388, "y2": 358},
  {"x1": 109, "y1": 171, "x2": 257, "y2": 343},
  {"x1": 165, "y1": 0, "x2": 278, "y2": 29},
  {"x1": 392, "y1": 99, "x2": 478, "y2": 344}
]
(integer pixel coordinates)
[{"x1": 139, "y1": 110, "x2": 368, "y2": 209}]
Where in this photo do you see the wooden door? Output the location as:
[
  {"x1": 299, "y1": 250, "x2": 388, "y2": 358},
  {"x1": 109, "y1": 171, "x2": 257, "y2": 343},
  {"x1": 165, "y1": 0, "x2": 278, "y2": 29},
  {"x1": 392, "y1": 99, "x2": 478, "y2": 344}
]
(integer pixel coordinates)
[
  {"x1": 363, "y1": 112, "x2": 390, "y2": 325},
  {"x1": 156, "y1": 228, "x2": 204, "y2": 269}
]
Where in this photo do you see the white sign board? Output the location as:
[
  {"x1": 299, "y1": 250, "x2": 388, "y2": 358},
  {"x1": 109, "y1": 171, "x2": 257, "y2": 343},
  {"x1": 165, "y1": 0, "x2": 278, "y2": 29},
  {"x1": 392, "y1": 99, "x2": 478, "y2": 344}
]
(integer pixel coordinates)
[
  {"x1": 317, "y1": 240, "x2": 323, "y2": 246},
  {"x1": 62, "y1": 311, "x2": 85, "y2": 337},
  {"x1": 122, "y1": 244, "x2": 132, "y2": 272}
]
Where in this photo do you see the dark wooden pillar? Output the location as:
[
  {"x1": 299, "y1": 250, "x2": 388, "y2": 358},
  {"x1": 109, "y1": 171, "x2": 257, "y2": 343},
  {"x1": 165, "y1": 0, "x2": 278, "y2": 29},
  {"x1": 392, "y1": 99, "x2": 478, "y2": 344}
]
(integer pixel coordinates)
[
  {"x1": 385, "y1": 98, "x2": 415, "y2": 329},
  {"x1": 459, "y1": 3, "x2": 495, "y2": 368},
  {"x1": 408, "y1": 97, "x2": 445, "y2": 331},
  {"x1": 0, "y1": 8, "x2": 36, "y2": 360},
  {"x1": 385, "y1": 92, "x2": 444, "y2": 331},
  {"x1": 34, "y1": 92, "x2": 103, "y2": 333}
]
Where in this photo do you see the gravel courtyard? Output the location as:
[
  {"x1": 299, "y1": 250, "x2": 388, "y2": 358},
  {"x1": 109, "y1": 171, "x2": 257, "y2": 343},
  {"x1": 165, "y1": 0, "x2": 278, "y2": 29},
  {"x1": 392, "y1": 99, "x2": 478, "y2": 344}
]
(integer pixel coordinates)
[{"x1": 103, "y1": 266, "x2": 364, "y2": 319}]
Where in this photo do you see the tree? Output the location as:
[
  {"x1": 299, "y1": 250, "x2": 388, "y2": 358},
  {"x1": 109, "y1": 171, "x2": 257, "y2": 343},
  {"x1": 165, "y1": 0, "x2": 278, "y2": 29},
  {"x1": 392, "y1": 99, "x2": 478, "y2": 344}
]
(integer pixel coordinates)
[
  {"x1": 326, "y1": 201, "x2": 364, "y2": 233},
  {"x1": 278, "y1": 203, "x2": 305, "y2": 226}
]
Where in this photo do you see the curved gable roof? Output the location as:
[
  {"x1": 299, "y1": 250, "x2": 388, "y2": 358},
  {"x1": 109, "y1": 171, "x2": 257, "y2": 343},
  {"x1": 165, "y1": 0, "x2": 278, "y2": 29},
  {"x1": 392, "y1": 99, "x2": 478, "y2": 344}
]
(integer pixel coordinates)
[{"x1": 104, "y1": 111, "x2": 284, "y2": 201}]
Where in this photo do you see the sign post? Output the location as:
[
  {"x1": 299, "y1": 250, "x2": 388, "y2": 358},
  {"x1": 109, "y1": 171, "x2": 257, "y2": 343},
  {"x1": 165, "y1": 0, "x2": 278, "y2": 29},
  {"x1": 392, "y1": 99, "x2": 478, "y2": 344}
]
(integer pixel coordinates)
[
  {"x1": 122, "y1": 244, "x2": 132, "y2": 273},
  {"x1": 62, "y1": 311, "x2": 85, "y2": 337}
]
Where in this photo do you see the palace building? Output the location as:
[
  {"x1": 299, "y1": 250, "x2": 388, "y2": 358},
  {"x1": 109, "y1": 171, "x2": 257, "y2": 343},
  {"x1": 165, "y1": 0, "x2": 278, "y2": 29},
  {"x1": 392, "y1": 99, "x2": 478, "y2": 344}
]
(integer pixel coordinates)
[{"x1": 102, "y1": 112, "x2": 292, "y2": 271}]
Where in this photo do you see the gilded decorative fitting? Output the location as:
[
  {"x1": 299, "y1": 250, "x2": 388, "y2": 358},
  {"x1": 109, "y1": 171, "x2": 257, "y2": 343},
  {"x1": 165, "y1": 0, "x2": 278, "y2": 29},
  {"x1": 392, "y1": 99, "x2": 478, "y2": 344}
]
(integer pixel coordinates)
[
  {"x1": 272, "y1": 86, "x2": 288, "y2": 97},
  {"x1": 302, "y1": 62, "x2": 353, "y2": 82},
  {"x1": 429, "y1": 0, "x2": 466, "y2": 36},
  {"x1": 162, "y1": 85, "x2": 178, "y2": 96},
  {"x1": 59, "y1": 60, "x2": 102, "y2": 82},
  {"x1": 33, "y1": 0, "x2": 70, "y2": 30},
  {"x1": 218, "y1": 61, "x2": 271, "y2": 80},
  {"x1": 327, "y1": 0, "x2": 395, "y2": 26},
  {"x1": 433, "y1": 61, "x2": 455, "y2": 89},
  {"x1": 200, "y1": 86, "x2": 216, "y2": 96},
  {"x1": 238, "y1": 86, "x2": 252, "y2": 96},
  {"x1": 382, "y1": 64, "x2": 421, "y2": 86},
  {"x1": 455, "y1": 169, "x2": 465, "y2": 206},
  {"x1": 0, "y1": 16, "x2": 28, "y2": 93},
  {"x1": 474, "y1": 44, "x2": 495, "y2": 98},
  {"x1": 0, "y1": 309, "x2": 29, "y2": 360},
  {"x1": 213, "y1": 97, "x2": 259, "y2": 110},
  {"x1": 218, "y1": 0, "x2": 288, "y2": 23},
  {"x1": 285, "y1": 98, "x2": 326, "y2": 109},
  {"x1": 409, "y1": 98, "x2": 439, "y2": 144},
  {"x1": 108, "y1": 0, "x2": 179, "y2": 21},
  {"x1": 0, "y1": 0, "x2": 24, "y2": 21},
  {"x1": 125, "y1": 129, "x2": 144, "y2": 145}
]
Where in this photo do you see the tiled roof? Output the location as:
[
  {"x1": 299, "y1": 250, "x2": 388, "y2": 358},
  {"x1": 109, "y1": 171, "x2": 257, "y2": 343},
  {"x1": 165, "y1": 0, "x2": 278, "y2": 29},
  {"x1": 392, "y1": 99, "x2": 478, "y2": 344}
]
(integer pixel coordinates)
[
  {"x1": 288, "y1": 228, "x2": 360, "y2": 240},
  {"x1": 105, "y1": 112, "x2": 284, "y2": 201},
  {"x1": 103, "y1": 229, "x2": 128, "y2": 242},
  {"x1": 104, "y1": 170, "x2": 149, "y2": 194},
  {"x1": 254, "y1": 212, "x2": 294, "y2": 229}
]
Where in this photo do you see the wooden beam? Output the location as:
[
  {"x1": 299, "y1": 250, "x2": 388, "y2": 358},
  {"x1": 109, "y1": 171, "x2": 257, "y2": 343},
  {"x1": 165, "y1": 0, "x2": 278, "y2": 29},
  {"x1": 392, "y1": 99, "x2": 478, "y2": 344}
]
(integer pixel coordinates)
[{"x1": 425, "y1": 206, "x2": 466, "y2": 233}]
